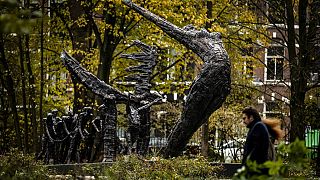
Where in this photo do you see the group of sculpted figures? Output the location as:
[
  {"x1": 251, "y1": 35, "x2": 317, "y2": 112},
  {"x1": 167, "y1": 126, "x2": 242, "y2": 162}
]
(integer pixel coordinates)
[
  {"x1": 38, "y1": 40, "x2": 162, "y2": 164},
  {"x1": 38, "y1": 0, "x2": 231, "y2": 163},
  {"x1": 37, "y1": 105, "x2": 131, "y2": 164},
  {"x1": 37, "y1": 107, "x2": 106, "y2": 164}
]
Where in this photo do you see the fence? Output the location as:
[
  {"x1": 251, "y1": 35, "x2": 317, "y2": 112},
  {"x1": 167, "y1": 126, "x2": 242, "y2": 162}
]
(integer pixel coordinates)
[
  {"x1": 117, "y1": 126, "x2": 245, "y2": 162},
  {"x1": 305, "y1": 127, "x2": 320, "y2": 159},
  {"x1": 116, "y1": 126, "x2": 202, "y2": 155},
  {"x1": 117, "y1": 125, "x2": 320, "y2": 162}
]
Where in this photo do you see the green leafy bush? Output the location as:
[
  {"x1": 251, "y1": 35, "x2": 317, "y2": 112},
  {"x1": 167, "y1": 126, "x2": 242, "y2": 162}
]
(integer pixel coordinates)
[
  {"x1": 0, "y1": 149, "x2": 49, "y2": 180},
  {"x1": 233, "y1": 139, "x2": 315, "y2": 179},
  {"x1": 103, "y1": 155, "x2": 222, "y2": 179}
]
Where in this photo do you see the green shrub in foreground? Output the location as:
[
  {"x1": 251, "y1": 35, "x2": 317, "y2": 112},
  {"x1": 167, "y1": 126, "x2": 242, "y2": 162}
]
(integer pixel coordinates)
[
  {"x1": 103, "y1": 155, "x2": 223, "y2": 179},
  {"x1": 0, "y1": 149, "x2": 49, "y2": 180}
]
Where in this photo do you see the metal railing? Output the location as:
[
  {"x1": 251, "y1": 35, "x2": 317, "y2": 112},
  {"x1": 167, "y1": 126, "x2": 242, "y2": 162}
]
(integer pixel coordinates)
[{"x1": 305, "y1": 127, "x2": 320, "y2": 160}]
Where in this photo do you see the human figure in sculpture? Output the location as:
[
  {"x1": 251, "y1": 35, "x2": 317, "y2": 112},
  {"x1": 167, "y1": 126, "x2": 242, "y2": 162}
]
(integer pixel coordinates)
[
  {"x1": 122, "y1": 0, "x2": 231, "y2": 157},
  {"x1": 65, "y1": 107, "x2": 93, "y2": 163}
]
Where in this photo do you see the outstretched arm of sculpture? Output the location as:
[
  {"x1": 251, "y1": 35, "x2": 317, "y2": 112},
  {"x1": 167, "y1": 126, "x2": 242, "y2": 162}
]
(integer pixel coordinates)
[
  {"x1": 61, "y1": 51, "x2": 128, "y2": 102},
  {"x1": 61, "y1": 50, "x2": 158, "y2": 104},
  {"x1": 122, "y1": 0, "x2": 225, "y2": 63},
  {"x1": 123, "y1": 1, "x2": 186, "y2": 44}
]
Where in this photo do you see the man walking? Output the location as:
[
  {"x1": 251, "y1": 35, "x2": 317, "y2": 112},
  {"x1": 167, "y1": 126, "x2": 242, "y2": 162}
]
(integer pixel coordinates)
[{"x1": 242, "y1": 106, "x2": 272, "y2": 165}]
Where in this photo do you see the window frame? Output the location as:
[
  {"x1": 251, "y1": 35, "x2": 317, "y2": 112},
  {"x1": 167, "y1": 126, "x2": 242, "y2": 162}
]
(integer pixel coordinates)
[{"x1": 265, "y1": 44, "x2": 285, "y2": 82}]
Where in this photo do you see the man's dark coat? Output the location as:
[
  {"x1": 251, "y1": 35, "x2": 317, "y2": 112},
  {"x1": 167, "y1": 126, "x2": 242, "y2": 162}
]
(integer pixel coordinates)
[{"x1": 242, "y1": 119, "x2": 270, "y2": 165}]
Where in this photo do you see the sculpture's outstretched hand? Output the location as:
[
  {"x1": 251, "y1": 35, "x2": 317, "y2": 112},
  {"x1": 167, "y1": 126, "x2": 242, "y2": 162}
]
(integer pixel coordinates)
[{"x1": 61, "y1": 51, "x2": 128, "y2": 102}]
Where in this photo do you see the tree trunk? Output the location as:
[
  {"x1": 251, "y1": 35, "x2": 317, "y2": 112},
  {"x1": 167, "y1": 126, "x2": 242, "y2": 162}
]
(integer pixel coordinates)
[
  {"x1": 25, "y1": 34, "x2": 37, "y2": 152},
  {"x1": 96, "y1": 1, "x2": 116, "y2": 84},
  {"x1": 67, "y1": 0, "x2": 91, "y2": 113},
  {"x1": 310, "y1": 0, "x2": 320, "y2": 175},
  {"x1": 23, "y1": 0, "x2": 37, "y2": 153},
  {"x1": 285, "y1": 0, "x2": 306, "y2": 141},
  {"x1": 0, "y1": 34, "x2": 22, "y2": 150},
  {"x1": 72, "y1": 80, "x2": 80, "y2": 113},
  {"x1": 317, "y1": 132, "x2": 320, "y2": 176},
  {"x1": 18, "y1": 35, "x2": 29, "y2": 152},
  {"x1": 201, "y1": 0, "x2": 213, "y2": 158},
  {"x1": 201, "y1": 121, "x2": 209, "y2": 157},
  {"x1": 98, "y1": 46, "x2": 115, "y2": 84},
  {"x1": 289, "y1": 86, "x2": 306, "y2": 141},
  {"x1": 0, "y1": 70, "x2": 9, "y2": 153},
  {"x1": 39, "y1": 0, "x2": 45, "y2": 147}
]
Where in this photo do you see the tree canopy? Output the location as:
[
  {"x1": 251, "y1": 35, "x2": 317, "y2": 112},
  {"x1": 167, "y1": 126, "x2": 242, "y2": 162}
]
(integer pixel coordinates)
[{"x1": 2, "y1": 0, "x2": 317, "y2": 159}]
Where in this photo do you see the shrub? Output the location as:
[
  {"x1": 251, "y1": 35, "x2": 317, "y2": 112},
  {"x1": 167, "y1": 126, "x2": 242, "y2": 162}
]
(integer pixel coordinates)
[
  {"x1": 103, "y1": 155, "x2": 223, "y2": 179},
  {"x1": 0, "y1": 149, "x2": 49, "y2": 180}
]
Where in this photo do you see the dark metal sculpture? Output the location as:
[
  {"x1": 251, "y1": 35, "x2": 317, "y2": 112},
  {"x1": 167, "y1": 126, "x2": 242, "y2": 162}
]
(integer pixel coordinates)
[
  {"x1": 58, "y1": 114, "x2": 73, "y2": 162},
  {"x1": 37, "y1": 106, "x2": 118, "y2": 164},
  {"x1": 121, "y1": 40, "x2": 162, "y2": 155},
  {"x1": 52, "y1": 110, "x2": 71, "y2": 163},
  {"x1": 123, "y1": 0, "x2": 231, "y2": 157},
  {"x1": 61, "y1": 50, "x2": 162, "y2": 106},
  {"x1": 87, "y1": 104, "x2": 119, "y2": 162},
  {"x1": 60, "y1": 42, "x2": 163, "y2": 158},
  {"x1": 61, "y1": 51, "x2": 121, "y2": 161},
  {"x1": 61, "y1": 51, "x2": 128, "y2": 102},
  {"x1": 37, "y1": 116, "x2": 52, "y2": 164},
  {"x1": 100, "y1": 100, "x2": 117, "y2": 162},
  {"x1": 37, "y1": 110, "x2": 70, "y2": 164},
  {"x1": 88, "y1": 107, "x2": 104, "y2": 162},
  {"x1": 39, "y1": 0, "x2": 230, "y2": 162},
  {"x1": 65, "y1": 107, "x2": 93, "y2": 163}
]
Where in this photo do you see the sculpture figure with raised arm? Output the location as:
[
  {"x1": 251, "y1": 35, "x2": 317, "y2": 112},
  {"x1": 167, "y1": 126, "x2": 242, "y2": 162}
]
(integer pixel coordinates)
[{"x1": 123, "y1": 0, "x2": 231, "y2": 157}]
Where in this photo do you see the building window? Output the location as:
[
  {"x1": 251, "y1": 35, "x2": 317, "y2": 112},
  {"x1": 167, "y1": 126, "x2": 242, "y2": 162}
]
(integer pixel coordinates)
[
  {"x1": 265, "y1": 101, "x2": 283, "y2": 118},
  {"x1": 266, "y1": 101, "x2": 278, "y2": 112},
  {"x1": 266, "y1": 46, "x2": 284, "y2": 81}
]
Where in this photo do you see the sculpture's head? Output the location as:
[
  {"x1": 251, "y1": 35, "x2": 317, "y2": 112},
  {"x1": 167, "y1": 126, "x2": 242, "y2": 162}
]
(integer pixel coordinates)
[
  {"x1": 182, "y1": 25, "x2": 222, "y2": 44},
  {"x1": 181, "y1": 25, "x2": 226, "y2": 63},
  {"x1": 52, "y1": 109, "x2": 58, "y2": 117},
  {"x1": 47, "y1": 112, "x2": 53, "y2": 118},
  {"x1": 46, "y1": 113, "x2": 53, "y2": 124},
  {"x1": 83, "y1": 107, "x2": 94, "y2": 117},
  {"x1": 122, "y1": 0, "x2": 228, "y2": 64},
  {"x1": 66, "y1": 110, "x2": 73, "y2": 116}
]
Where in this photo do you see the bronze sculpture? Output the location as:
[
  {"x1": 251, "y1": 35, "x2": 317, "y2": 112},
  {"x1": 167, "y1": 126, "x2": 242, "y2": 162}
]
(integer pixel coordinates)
[
  {"x1": 121, "y1": 40, "x2": 162, "y2": 155},
  {"x1": 123, "y1": 0, "x2": 231, "y2": 157},
  {"x1": 59, "y1": 40, "x2": 163, "y2": 160}
]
